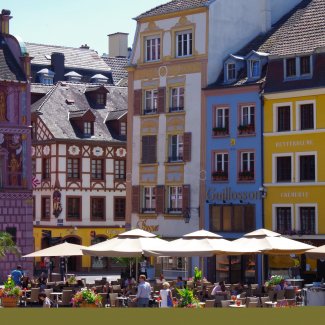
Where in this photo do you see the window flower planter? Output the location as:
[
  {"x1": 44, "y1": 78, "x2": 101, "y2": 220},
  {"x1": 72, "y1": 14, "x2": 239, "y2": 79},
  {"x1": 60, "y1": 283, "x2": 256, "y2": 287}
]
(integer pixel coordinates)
[
  {"x1": 238, "y1": 171, "x2": 254, "y2": 181},
  {"x1": 238, "y1": 124, "x2": 255, "y2": 134},
  {"x1": 213, "y1": 127, "x2": 228, "y2": 136},
  {"x1": 212, "y1": 171, "x2": 228, "y2": 181}
]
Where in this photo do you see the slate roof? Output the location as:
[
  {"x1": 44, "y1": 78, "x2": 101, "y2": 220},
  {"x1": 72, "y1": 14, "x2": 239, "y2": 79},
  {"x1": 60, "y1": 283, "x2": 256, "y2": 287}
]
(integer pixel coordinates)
[
  {"x1": 30, "y1": 83, "x2": 53, "y2": 94},
  {"x1": 102, "y1": 56, "x2": 128, "y2": 85},
  {"x1": 31, "y1": 82, "x2": 127, "y2": 142},
  {"x1": 0, "y1": 35, "x2": 26, "y2": 82},
  {"x1": 135, "y1": 0, "x2": 210, "y2": 20},
  {"x1": 105, "y1": 109, "x2": 127, "y2": 122},
  {"x1": 236, "y1": 0, "x2": 325, "y2": 57},
  {"x1": 26, "y1": 43, "x2": 111, "y2": 71}
]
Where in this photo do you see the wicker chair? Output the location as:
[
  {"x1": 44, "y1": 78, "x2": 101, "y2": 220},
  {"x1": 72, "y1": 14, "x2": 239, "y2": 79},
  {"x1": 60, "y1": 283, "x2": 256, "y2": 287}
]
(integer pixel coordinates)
[
  {"x1": 247, "y1": 301, "x2": 258, "y2": 308},
  {"x1": 260, "y1": 296, "x2": 270, "y2": 307},
  {"x1": 57, "y1": 290, "x2": 73, "y2": 307},
  {"x1": 221, "y1": 300, "x2": 231, "y2": 308},
  {"x1": 109, "y1": 293, "x2": 119, "y2": 307},
  {"x1": 26, "y1": 287, "x2": 40, "y2": 305},
  {"x1": 205, "y1": 300, "x2": 216, "y2": 308}
]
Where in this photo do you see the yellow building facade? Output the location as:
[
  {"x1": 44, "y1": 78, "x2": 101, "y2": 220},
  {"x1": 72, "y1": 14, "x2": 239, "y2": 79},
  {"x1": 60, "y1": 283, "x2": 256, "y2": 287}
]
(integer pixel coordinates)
[{"x1": 264, "y1": 88, "x2": 325, "y2": 276}]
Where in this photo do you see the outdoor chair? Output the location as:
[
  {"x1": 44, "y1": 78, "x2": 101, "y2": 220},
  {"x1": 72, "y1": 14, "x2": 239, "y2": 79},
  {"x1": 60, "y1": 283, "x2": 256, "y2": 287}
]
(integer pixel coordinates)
[
  {"x1": 221, "y1": 300, "x2": 231, "y2": 308},
  {"x1": 26, "y1": 287, "x2": 40, "y2": 305},
  {"x1": 214, "y1": 295, "x2": 225, "y2": 307},
  {"x1": 239, "y1": 292, "x2": 246, "y2": 298},
  {"x1": 95, "y1": 285, "x2": 103, "y2": 293},
  {"x1": 46, "y1": 282, "x2": 55, "y2": 288},
  {"x1": 260, "y1": 296, "x2": 270, "y2": 307},
  {"x1": 247, "y1": 301, "x2": 258, "y2": 308},
  {"x1": 58, "y1": 290, "x2": 73, "y2": 307},
  {"x1": 44, "y1": 288, "x2": 53, "y2": 298},
  {"x1": 246, "y1": 297, "x2": 259, "y2": 304},
  {"x1": 276, "y1": 290, "x2": 285, "y2": 300},
  {"x1": 253, "y1": 286, "x2": 262, "y2": 297},
  {"x1": 206, "y1": 286, "x2": 214, "y2": 299},
  {"x1": 268, "y1": 290, "x2": 276, "y2": 301},
  {"x1": 111, "y1": 280, "x2": 118, "y2": 285},
  {"x1": 109, "y1": 293, "x2": 119, "y2": 307},
  {"x1": 205, "y1": 300, "x2": 215, "y2": 308},
  {"x1": 284, "y1": 289, "x2": 296, "y2": 299},
  {"x1": 112, "y1": 285, "x2": 121, "y2": 293}
]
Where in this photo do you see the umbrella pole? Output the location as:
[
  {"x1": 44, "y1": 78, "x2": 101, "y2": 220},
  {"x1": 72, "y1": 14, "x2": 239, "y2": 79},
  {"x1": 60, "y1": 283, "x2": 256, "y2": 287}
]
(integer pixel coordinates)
[{"x1": 136, "y1": 257, "x2": 139, "y2": 281}]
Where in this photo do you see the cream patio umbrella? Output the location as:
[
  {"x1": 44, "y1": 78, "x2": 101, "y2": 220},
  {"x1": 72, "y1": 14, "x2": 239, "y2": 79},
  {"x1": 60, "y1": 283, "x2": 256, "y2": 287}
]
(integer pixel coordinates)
[
  {"x1": 305, "y1": 245, "x2": 325, "y2": 259},
  {"x1": 82, "y1": 228, "x2": 171, "y2": 279},
  {"x1": 226, "y1": 228, "x2": 315, "y2": 255},
  {"x1": 144, "y1": 229, "x2": 235, "y2": 257},
  {"x1": 23, "y1": 242, "x2": 87, "y2": 257}
]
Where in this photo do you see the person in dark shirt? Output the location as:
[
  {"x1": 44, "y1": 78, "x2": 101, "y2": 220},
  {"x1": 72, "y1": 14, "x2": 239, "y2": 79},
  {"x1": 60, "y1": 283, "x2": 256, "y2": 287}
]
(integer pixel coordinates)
[
  {"x1": 38, "y1": 272, "x2": 48, "y2": 291},
  {"x1": 11, "y1": 265, "x2": 23, "y2": 286}
]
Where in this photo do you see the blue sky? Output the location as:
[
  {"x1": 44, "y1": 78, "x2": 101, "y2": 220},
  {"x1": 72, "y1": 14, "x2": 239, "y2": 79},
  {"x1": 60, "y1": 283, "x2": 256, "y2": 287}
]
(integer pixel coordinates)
[{"x1": 1, "y1": 0, "x2": 167, "y2": 55}]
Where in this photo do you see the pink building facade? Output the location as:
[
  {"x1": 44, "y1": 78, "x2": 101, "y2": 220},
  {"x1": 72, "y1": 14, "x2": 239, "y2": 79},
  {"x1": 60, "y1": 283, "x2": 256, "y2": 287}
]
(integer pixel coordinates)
[{"x1": 0, "y1": 9, "x2": 33, "y2": 281}]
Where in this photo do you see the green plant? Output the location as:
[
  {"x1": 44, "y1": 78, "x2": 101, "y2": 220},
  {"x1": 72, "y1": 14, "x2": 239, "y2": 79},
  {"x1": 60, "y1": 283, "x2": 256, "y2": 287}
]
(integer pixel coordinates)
[
  {"x1": 213, "y1": 127, "x2": 228, "y2": 133},
  {"x1": 265, "y1": 275, "x2": 283, "y2": 288},
  {"x1": 176, "y1": 287, "x2": 199, "y2": 308},
  {"x1": 67, "y1": 275, "x2": 77, "y2": 285},
  {"x1": 0, "y1": 275, "x2": 22, "y2": 298},
  {"x1": 0, "y1": 231, "x2": 21, "y2": 259},
  {"x1": 193, "y1": 267, "x2": 202, "y2": 283},
  {"x1": 71, "y1": 288, "x2": 102, "y2": 307}
]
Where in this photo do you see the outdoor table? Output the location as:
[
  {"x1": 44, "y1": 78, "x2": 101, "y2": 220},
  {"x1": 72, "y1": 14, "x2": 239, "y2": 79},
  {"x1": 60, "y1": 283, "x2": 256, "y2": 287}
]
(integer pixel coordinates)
[
  {"x1": 116, "y1": 296, "x2": 128, "y2": 307},
  {"x1": 286, "y1": 279, "x2": 304, "y2": 288},
  {"x1": 50, "y1": 292, "x2": 62, "y2": 308},
  {"x1": 265, "y1": 301, "x2": 277, "y2": 308}
]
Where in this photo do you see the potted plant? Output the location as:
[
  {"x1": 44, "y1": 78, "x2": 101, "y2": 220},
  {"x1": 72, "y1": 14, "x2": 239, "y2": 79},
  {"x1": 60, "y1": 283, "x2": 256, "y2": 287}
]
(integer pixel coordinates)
[
  {"x1": 0, "y1": 275, "x2": 22, "y2": 307},
  {"x1": 212, "y1": 170, "x2": 228, "y2": 181},
  {"x1": 213, "y1": 126, "x2": 228, "y2": 135},
  {"x1": 238, "y1": 170, "x2": 254, "y2": 180},
  {"x1": 66, "y1": 275, "x2": 77, "y2": 286},
  {"x1": 238, "y1": 124, "x2": 255, "y2": 134},
  {"x1": 265, "y1": 275, "x2": 283, "y2": 291},
  {"x1": 193, "y1": 266, "x2": 202, "y2": 287},
  {"x1": 71, "y1": 288, "x2": 102, "y2": 307},
  {"x1": 176, "y1": 287, "x2": 200, "y2": 308}
]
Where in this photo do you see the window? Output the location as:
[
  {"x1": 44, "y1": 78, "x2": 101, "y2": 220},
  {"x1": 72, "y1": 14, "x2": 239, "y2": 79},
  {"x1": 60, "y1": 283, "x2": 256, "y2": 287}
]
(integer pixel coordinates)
[
  {"x1": 239, "y1": 105, "x2": 255, "y2": 134},
  {"x1": 114, "y1": 160, "x2": 126, "y2": 180},
  {"x1": 91, "y1": 159, "x2": 103, "y2": 180},
  {"x1": 67, "y1": 197, "x2": 81, "y2": 220},
  {"x1": 176, "y1": 30, "x2": 192, "y2": 58},
  {"x1": 91, "y1": 197, "x2": 105, "y2": 221},
  {"x1": 142, "y1": 187, "x2": 156, "y2": 213},
  {"x1": 300, "y1": 207, "x2": 315, "y2": 234},
  {"x1": 41, "y1": 196, "x2": 51, "y2": 220},
  {"x1": 170, "y1": 87, "x2": 184, "y2": 112},
  {"x1": 145, "y1": 36, "x2": 161, "y2": 62},
  {"x1": 300, "y1": 56, "x2": 311, "y2": 75},
  {"x1": 286, "y1": 58, "x2": 296, "y2": 77},
  {"x1": 239, "y1": 152, "x2": 254, "y2": 180},
  {"x1": 299, "y1": 155, "x2": 315, "y2": 182},
  {"x1": 210, "y1": 205, "x2": 255, "y2": 232},
  {"x1": 168, "y1": 134, "x2": 183, "y2": 162},
  {"x1": 141, "y1": 135, "x2": 157, "y2": 164},
  {"x1": 42, "y1": 158, "x2": 50, "y2": 179},
  {"x1": 168, "y1": 186, "x2": 182, "y2": 213},
  {"x1": 33, "y1": 196, "x2": 36, "y2": 221},
  {"x1": 67, "y1": 158, "x2": 80, "y2": 179},
  {"x1": 144, "y1": 89, "x2": 158, "y2": 114},
  {"x1": 5, "y1": 227, "x2": 17, "y2": 244},
  {"x1": 300, "y1": 103, "x2": 314, "y2": 130},
  {"x1": 84, "y1": 122, "x2": 93, "y2": 137},
  {"x1": 213, "y1": 153, "x2": 228, "y2": 181},
  {"x1": 276, "y1": 156, "x2": 292, "y2": 182},
  {"x1": 276, "y1": 207, "x2": 292, "y2": 234},
  {"x1": 97, "y1": 93, "x2": 105, "y2": 105},
  {"x1": 214, "y1": 107, "x2": 229, "y2": 135},
  {"x1": 249, "y1": 60, "x2": 260, "y2": 78},
  {"x1": 277, "y1": 106, "x2": 291, "y2": 132},
  {"x1": 227, "y1": 63, "x2": 236, "y2": 80},
  {"x1": 114, "y1": 197, "x2": 126, "y2": 221},
  {"x1": 120, "y1": 122, "x2": 127, "y2": 135},
  {"x1": 32, "y1": 159, "x2": 36, "y2": 175},
  {"x1": 31, "y1": 121, "x2": 37, "y2": 140},
  {"x1": 0, "y1": 156, "x2": 5, "y2": 188}
]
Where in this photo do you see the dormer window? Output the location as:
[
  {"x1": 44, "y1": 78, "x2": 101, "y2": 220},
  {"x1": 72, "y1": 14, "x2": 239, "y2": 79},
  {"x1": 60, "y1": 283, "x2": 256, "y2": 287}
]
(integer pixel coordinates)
[
  {"x1": 84, "y1": 122, "x2": 93, "y2": 137},
  {"x1": 37, "y1": 68, "x2": 55, "y2": 85},
  {"x1": 300, "y1": 56, "x2": 311, "y2": 75},
  {"x1": 249, "y1": 60, "x2": 260, "y2": 78},
  {"x1": 97, "y1": 93, "x2": 105, "y2": 105},
  {"x1": 286, "y1": 58, "x2": 296, "y2": 77},
  {"x1": 285, "y1": 56, "x2": 312, "y2": 80},
  {"x1": 64, "y1": 71, "x2": 82, "y2": 82},
  {"x1": 227, "y1": 63, "x2": 236, "y2": 80},
  {"x1": 90, "y1": 74, "x2": 108, "y2": 84}
]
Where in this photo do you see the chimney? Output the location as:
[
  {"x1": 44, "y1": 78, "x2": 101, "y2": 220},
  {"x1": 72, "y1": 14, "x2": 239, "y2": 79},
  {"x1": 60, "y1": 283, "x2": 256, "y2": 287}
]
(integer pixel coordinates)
[
  {"x1": 80, "y1": 44, "x2": 90, "y2": 49},
  {"x1": 108, "y1": 32, "x2": 128, "y2": 57},
  {"x1": 51, "y1": 52, "x2": 65, "y2": 83},
  {"x1": 0, "y1": 9, "x2": 12, "y2": 35}
]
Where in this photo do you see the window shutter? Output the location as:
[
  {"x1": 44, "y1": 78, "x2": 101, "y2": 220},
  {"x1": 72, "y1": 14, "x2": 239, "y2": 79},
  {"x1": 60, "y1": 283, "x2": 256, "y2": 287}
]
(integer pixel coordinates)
[
  {"x1": 132, "y1": 185, "x2": 140, "y2": 213},
  {"x1": 142, "y1": 135, "x2": 157, "y2": 164},
  {"x1": 156, "y1": 185, "x2": 165, "y2": 214},
  {"x1": 157, "y1": 87, "x2": 166, "y2": 114},
  {"x1": 182, "y1": 184, "x2": 190, "y2": 212},
  {"x1": 134, "y1": 89, "x2": 142, "y2": 115},
  {"x1": 183, "y1": 132, "x2": 192, "y2": 162}
]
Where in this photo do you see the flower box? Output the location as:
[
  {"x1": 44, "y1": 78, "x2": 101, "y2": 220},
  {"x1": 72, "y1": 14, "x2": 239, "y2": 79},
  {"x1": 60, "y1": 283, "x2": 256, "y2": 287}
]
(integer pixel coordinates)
[
  {"x1": 212, "y1": 171, "x2": 228, "y2": 181},
  {"x1": 238, "y1": 124, "x2": 255, "y2": 134},
  {"x1": 212, "y1": 127, "x2": 228, "y2": 136},
  {"x1": 238, "y1": 171, "x2": 254, "y2": 181},
  {"x1": 1, "y1": 296, "x2": 19, "y2": 307},
  {"x1": 80, "y1": 302, "x2": 98, "y2": 308}
]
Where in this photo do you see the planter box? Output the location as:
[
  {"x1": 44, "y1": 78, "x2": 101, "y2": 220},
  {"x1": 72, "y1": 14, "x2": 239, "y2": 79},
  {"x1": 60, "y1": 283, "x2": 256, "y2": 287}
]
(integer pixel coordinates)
[
  {"x1": 80, "y1": 302, "x2": 98, "y2": 308},
  {"x1": 1, "y1": 296, "x2": 19, "y2": 307}
]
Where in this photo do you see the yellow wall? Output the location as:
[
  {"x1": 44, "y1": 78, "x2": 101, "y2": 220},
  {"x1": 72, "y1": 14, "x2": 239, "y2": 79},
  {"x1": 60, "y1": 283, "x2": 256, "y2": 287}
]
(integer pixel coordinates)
[{"x1": 33, "y1": 227, "x2": 124, "y2": 268}]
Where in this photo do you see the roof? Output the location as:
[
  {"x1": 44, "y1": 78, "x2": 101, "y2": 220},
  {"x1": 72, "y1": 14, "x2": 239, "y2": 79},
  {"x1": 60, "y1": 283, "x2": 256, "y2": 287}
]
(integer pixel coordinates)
[
  {"x1": 105, "y1": 109, "x2": 127, "y2": 122},
  {"x1": 236, "y1": 0, "x2": 325, "y2": 57},
  {"x1": 135, "y1": 0, "x2": 210, "y2": 20},
  {"x1": 31, "y1": 82, "x2": 128, "y2": 142},
  {"x1": 102, "y1": 56, "x2": 128, "y2": 85},
  {"x1": 0, "y1": 35, "x2": 26, "y2": 82},
  {"x1": 25, "y1": 42, "x2": 111, "y2": 71},
  {"x1": 31, "y1": 83, "x2": 53, "y2": 94}
]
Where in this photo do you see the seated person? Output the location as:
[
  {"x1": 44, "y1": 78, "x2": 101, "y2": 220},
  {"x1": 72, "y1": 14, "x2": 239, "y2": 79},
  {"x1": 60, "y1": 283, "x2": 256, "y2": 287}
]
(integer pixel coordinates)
[
  {"x1": 38, "y1": 272, "x2": 48, "y2": 291},
  {"x1": 38, "y1": 293, "x2": 52, "y2": 308},
  {"x1": 175, "y1": 276, "x2": 184, "y2": 289},
  {"x1": 284, "y1": 280, "x2": 293, "y2": 289},
  {"x1": 124, "y1": 276, "x2": 136, "y2": 287},
  {"x1": 274, "y1": 279, "x2": 285, "y2": 291},
  {"x1": 211, "y1": 281, "x2": 226, "y2": 296},
  {"x1": 156, "y1": 274, "x2": 166, "y2": 284}
]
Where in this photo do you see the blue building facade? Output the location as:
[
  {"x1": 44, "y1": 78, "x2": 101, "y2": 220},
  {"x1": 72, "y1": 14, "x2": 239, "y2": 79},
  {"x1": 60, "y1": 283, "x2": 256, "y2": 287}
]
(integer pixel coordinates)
[{"x1": 203, "y1": 51, "x2": 268, "y2": 284}]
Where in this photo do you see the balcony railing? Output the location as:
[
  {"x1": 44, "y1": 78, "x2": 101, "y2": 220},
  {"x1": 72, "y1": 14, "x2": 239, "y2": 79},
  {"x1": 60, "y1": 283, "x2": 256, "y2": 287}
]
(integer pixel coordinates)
[
  {"x1": 167, "y1": 208, "x2": 182, "y2": 214},
  {"x1": 141, "y1": 208, "x2": 156, "y2": 214},
  {"x1": 143, "y1": 108, "x2": 157, "y2": 115}
]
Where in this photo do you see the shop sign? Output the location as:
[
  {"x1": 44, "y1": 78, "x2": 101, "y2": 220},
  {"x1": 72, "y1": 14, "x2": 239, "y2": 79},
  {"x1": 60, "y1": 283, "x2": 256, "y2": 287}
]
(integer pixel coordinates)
[
  {"x1": 280, "y1": 192, "x2": 309, "y2": 198},
  {"x1": 275, "y1": 140, "x2": 313, "y2": 148},
  {"x1": 206, "y1": 187, "x2": 262, "y2": 202},
  {"x1": 136, "y1": 219, "x2": 159, "y2": 232}
]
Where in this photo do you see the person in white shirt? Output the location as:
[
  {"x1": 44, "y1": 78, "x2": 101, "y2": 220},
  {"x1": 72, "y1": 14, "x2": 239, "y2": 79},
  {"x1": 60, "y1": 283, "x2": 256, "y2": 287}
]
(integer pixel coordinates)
[
  {"x1": 156, "y1": 274, "x2": 166, "y2": 284},
  {"x1": 38, "y1": 293, "x2": 52, "y2": 308},
  {"x1": 211, "y1": 281, "x2": 226, "y2": 296},
  {"x1": 160, "y1": 282, "x2": 173, "y2": 308}
]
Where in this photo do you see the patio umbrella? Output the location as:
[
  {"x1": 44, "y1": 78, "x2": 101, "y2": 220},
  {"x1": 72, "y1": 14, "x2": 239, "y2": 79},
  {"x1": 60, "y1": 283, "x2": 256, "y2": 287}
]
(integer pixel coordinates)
[
  {"x1": 23, "y1": 242, "x2": 87, "y2": 257},
  {"x1": 305, "y1": 245, "x2": 325, "y2": 259},
  {"x1": 227, "y1": 229, "x2": 315, "y2": 255},
  {"x1": 144, "y1": 229, "x2": 234, "y2": 257}
]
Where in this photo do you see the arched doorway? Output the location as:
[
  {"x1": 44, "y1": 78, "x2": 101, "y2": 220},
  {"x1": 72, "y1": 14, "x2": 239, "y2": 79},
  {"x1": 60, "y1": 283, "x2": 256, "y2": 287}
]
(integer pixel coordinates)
[
  {"x1": 62, "y1": 236, "x2": 82, "y2": 272},
  {"x1": 91, "y1": 236, "x2": 108, "y2": 271}
]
